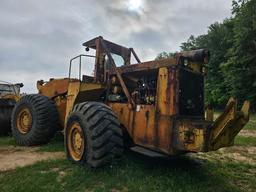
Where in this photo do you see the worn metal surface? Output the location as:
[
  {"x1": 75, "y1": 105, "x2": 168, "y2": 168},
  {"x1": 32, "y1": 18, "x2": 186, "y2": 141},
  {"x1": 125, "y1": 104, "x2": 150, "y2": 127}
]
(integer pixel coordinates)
[
  {"x1": 108, "y1": 65, "x2": 210, "y2": 155},
  {"x1": 110, "y1": 58, "x2": 178, "y2": 74},
  {"x1": 64, "y1": 81, "x2": 105, "y2": 125},
  {"x1": 83, "y1": 36, "x2": 132, "y2": 66},
  {"x1": 37, "y1": 78, "x2": 75, "y2": 128},
  {"x1": 178, "y1": 49, "x2": 210, "y2": 64},
  {"x1": 130, "y1": 146, "x2": 167, "y2": 157},
  {"x1": 33, "y1": 36, "x2": 250, "y2": 157},
  {"x1": 0, "y1": 82, "x2": 22, "y2": 134},
  {"x1": 100, "y1": 38, "x2": 135, "y2": 108},
  {"x1": 208, "y1": 98, "x2": 250, "y2": 151},
  {"x1": 38, "y1": 78, "x2": 106, "y2": 128},
  {"x1": 37, "y1": 78, "x2": 71, "y2": 98}
]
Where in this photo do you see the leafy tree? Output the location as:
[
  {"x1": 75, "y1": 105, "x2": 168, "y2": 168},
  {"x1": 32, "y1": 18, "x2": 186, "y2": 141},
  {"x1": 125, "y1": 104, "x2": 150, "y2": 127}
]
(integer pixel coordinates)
[
  {"x1": 180, "y1": 21, "x2": 234, "y2": 107},
  {"x1": 222, "y1": 0, "x2": 256, "y2": 108},
  {"x1": 155, "y1": 52, "x2": 175, "y2": 60},
  {"x1": 180, "y1": 35, "x2": 207, "y2": 51},
  {"x1": 156, "y1": 0, "x2": 256, "y2": 109}
]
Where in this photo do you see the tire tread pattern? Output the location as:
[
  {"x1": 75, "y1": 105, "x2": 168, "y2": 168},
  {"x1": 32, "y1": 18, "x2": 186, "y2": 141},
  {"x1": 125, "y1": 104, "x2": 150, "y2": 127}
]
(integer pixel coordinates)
[
  {"x1": 67, "y1": 102, "x2": 123, "y2": 168},
  {"x1": 11, "y1": 94, "x2": 58, "y2": 146}
]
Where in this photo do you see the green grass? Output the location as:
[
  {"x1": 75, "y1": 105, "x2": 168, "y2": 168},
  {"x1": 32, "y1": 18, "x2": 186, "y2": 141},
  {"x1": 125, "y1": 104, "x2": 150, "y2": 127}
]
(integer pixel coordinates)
[
  {"x1": 0, "y1": 136, "x2": 17, "y2": 146},
  {"x1": 36, "y1": 132, "x2": 64, "y2": 152},
  {"x1": 1, "y1": 153, "x2": 252, "y2": 192},
  {"x1": 0, "y1": 132, "x2": 64, "y2": 151},
  {"x1": 0, "y1": 113, "x2": 255, "y2": 192},
  {"x1": 0, "y1": 140, "x2": 255, "y2": 192},
  {"x1": 244, "y1": 114, "x2": 256, "y2": 130},
  {"x1": 235, "y1": 136, "x2": 256, "y2": 146}
]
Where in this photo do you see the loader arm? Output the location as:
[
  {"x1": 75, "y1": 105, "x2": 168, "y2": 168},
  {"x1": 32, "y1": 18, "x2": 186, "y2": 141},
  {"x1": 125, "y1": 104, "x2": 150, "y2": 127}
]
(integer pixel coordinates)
[{"x1": 208, "y1": 98, "x2": 250, "y2": 151}]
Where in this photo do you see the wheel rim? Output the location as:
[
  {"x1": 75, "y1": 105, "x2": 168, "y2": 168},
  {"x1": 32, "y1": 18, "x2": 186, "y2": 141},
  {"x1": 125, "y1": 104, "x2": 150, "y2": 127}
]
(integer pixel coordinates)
[
  {"x1": 67, "y1": 122, "x2": 85, "y2": 161},
  {"x1": 16, "y1": 108, "x2": 32, "y2": 134}
]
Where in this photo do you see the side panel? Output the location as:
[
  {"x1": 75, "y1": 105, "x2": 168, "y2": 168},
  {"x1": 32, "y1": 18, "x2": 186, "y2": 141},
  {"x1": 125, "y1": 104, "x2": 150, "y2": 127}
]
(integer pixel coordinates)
[
  {"x1": 38, "y1": 79, "x2": 70, "y2": 98},
  {"x1": 109, "y1": 67, "x2": 178, "y2": 154},
  {"x1": 38, "y1": 78, "x2": 75, "y2": 129},
  {"x1": 156, "y1": 67, "x2": 177, "y2": 115},
  {"x1": 154, "y1": 67, "x2": 178, "y2": 153},
  {"x1": 65, "y1": 81, "x2": 81, "y2": 127},
  {"x1": 65, "y1": 82, "x2": 105, "y2": 126},
  {"x1": 109, "y1": 103, "x2": 170, "y2": 152},
  {"x1": 172, "y1": 119, "x2": 209, "y2": 153},
  {"x1": 54, "y1": 96, "x2": 67, "y2": 128}
]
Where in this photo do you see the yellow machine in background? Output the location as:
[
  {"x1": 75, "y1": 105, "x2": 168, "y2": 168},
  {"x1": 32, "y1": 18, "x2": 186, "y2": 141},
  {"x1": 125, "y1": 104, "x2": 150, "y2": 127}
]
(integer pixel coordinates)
[
  {"x1": 0, "y1": 82, "x2": 22, "y2": 135},
  {"x1": 8, "y1": 36, "x2": 249, "y2": 168}
]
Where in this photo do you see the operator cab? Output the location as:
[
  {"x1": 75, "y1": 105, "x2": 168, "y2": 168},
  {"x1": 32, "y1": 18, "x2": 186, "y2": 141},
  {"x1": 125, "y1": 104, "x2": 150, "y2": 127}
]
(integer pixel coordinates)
[
  {"x1": 82, "y1": 36, "x2": 136, "y2": 83},
  {"x1": 69, "y1": 36, "x2": 139, "y2": 84}
]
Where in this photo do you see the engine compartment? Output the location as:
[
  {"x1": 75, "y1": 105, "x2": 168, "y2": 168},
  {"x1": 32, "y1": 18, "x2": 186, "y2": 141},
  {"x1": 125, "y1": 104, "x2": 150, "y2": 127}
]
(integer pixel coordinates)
[
  {"x1": 107, "y1": 64, "x2": 205, "y2": 118},
  {"x1": 107, "y1": 69, "x2": 158, "y2": 105}
]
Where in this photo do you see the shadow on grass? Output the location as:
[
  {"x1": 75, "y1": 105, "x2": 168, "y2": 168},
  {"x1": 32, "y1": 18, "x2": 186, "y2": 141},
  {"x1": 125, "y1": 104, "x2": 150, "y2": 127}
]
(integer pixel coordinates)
[
  {"x1": 61, "y1": 151, "x2": 239, "y2": 192},
  {"x1": 0, "y1": 135, "x2": 16, "y2": 146},
  {"x1": 0, "y1": 132, "x2": 64, "y2": 151},
  {"x1": 36, "y1": 132, "x2": 64, "y2": 152},
  {"x1": 1, "y1": 133, "x2": 253, "y2": 191},
  {"x1": 0, "y1": 146, "x2": 246, "y2": 192}
]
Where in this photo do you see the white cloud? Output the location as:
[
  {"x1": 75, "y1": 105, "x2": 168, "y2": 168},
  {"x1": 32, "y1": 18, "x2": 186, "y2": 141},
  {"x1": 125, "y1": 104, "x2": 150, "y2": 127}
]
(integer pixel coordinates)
[{"x1": 0, "y1": 0, "x2": 232, "y2": 92}]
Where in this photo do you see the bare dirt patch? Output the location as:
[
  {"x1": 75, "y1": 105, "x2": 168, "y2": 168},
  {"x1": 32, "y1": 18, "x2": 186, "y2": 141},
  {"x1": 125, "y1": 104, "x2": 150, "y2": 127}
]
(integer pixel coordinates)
[
  {"x1": 196, "y1": 145, "x2": 256, "y2": 166},
  {"x1": 0, "y1": 145, "x2": 65, "y2": 171},
  {"x1": 218, "y1": 146, "x2": 256, "y2": 164},
  {"x1": 239, "y1": 129, "x2": 256, "y2": 137}
]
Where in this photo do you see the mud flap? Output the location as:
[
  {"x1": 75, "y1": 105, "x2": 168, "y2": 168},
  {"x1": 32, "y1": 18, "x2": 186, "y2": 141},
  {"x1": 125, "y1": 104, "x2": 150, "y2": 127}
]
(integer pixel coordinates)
[{"x1": 208, "y1": 98, "x2": 250, "y2": 151}]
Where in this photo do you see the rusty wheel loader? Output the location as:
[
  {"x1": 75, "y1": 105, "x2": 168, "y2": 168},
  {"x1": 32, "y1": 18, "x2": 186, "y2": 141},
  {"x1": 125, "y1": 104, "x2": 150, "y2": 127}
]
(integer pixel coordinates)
[
  {"x1": 10, "y1": 36, "x2": 250, "y2": 168},
  {"x1": 0, "y1": 81, "x2": 23, "y2": 135}
]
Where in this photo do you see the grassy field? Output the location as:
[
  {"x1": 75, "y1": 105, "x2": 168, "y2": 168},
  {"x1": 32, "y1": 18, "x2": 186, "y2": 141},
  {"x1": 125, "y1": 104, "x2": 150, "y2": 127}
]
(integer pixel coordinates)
[{"x1": 0, "y1": 115, "x2": 255, "y2": 192}]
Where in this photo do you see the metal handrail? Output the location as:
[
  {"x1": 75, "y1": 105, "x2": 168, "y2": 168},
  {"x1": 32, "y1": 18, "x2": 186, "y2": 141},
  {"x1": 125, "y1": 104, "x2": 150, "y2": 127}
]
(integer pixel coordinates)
[{"x1": 68, "y1": 54, "x2": 96, "y2": 80}]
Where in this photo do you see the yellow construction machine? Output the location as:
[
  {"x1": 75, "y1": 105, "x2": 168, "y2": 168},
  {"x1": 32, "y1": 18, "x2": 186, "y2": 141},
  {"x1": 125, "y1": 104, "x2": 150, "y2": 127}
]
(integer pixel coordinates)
[
  {"x1": 9, "y1": 36, "x2": 250, "y2": 167},
  {"x1": 0, "y1": 81, "x2": 23, "y2": 135}
]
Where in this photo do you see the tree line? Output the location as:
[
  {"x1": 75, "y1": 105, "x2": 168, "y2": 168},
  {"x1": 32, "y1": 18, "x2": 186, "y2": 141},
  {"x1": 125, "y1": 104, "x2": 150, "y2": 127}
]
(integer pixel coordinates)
[{"x1": 156, "y1": 0, "x2": 256, "y2": 110}]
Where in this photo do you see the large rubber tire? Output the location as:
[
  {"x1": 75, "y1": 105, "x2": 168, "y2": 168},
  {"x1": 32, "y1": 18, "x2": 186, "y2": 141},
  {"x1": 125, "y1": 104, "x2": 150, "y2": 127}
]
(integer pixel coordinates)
[
  {"x1": 11, "y1": 94, "x2": 59, "y2": 146},
  {"x1": 0, "y1": 99, "x2": 16, "y2": 135},
  {"x1": 65, "y1": 102, "x2": 123, "y2": 168}
]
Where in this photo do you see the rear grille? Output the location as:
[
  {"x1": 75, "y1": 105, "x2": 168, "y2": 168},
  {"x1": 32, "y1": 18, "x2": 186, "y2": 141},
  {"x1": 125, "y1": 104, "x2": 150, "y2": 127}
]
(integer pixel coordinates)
[{"x1": 178, "y1": 68, "x2": 204, "y2": 117}]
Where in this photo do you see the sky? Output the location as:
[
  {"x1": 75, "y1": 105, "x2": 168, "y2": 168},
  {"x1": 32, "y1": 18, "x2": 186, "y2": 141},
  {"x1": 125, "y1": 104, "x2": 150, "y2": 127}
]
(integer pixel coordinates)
[{"x1": 0, "y1": 0, "x2": 232, "y2": 93}]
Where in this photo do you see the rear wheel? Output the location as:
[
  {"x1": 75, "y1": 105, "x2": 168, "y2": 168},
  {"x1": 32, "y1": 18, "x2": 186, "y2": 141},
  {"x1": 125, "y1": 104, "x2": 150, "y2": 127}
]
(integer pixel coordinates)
[
  {"x1": 11, "y1": 94, "x2": 59, "y2": 146},
  {"x1": 65, "y1": 102, "x2": 123, "y2": 168}
]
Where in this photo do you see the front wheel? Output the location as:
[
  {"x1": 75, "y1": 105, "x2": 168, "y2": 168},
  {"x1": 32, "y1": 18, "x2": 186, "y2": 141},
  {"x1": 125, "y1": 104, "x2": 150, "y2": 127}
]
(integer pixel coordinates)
[{"x1": 65, "y1": 102, "x2": 123, "y2": 168}]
